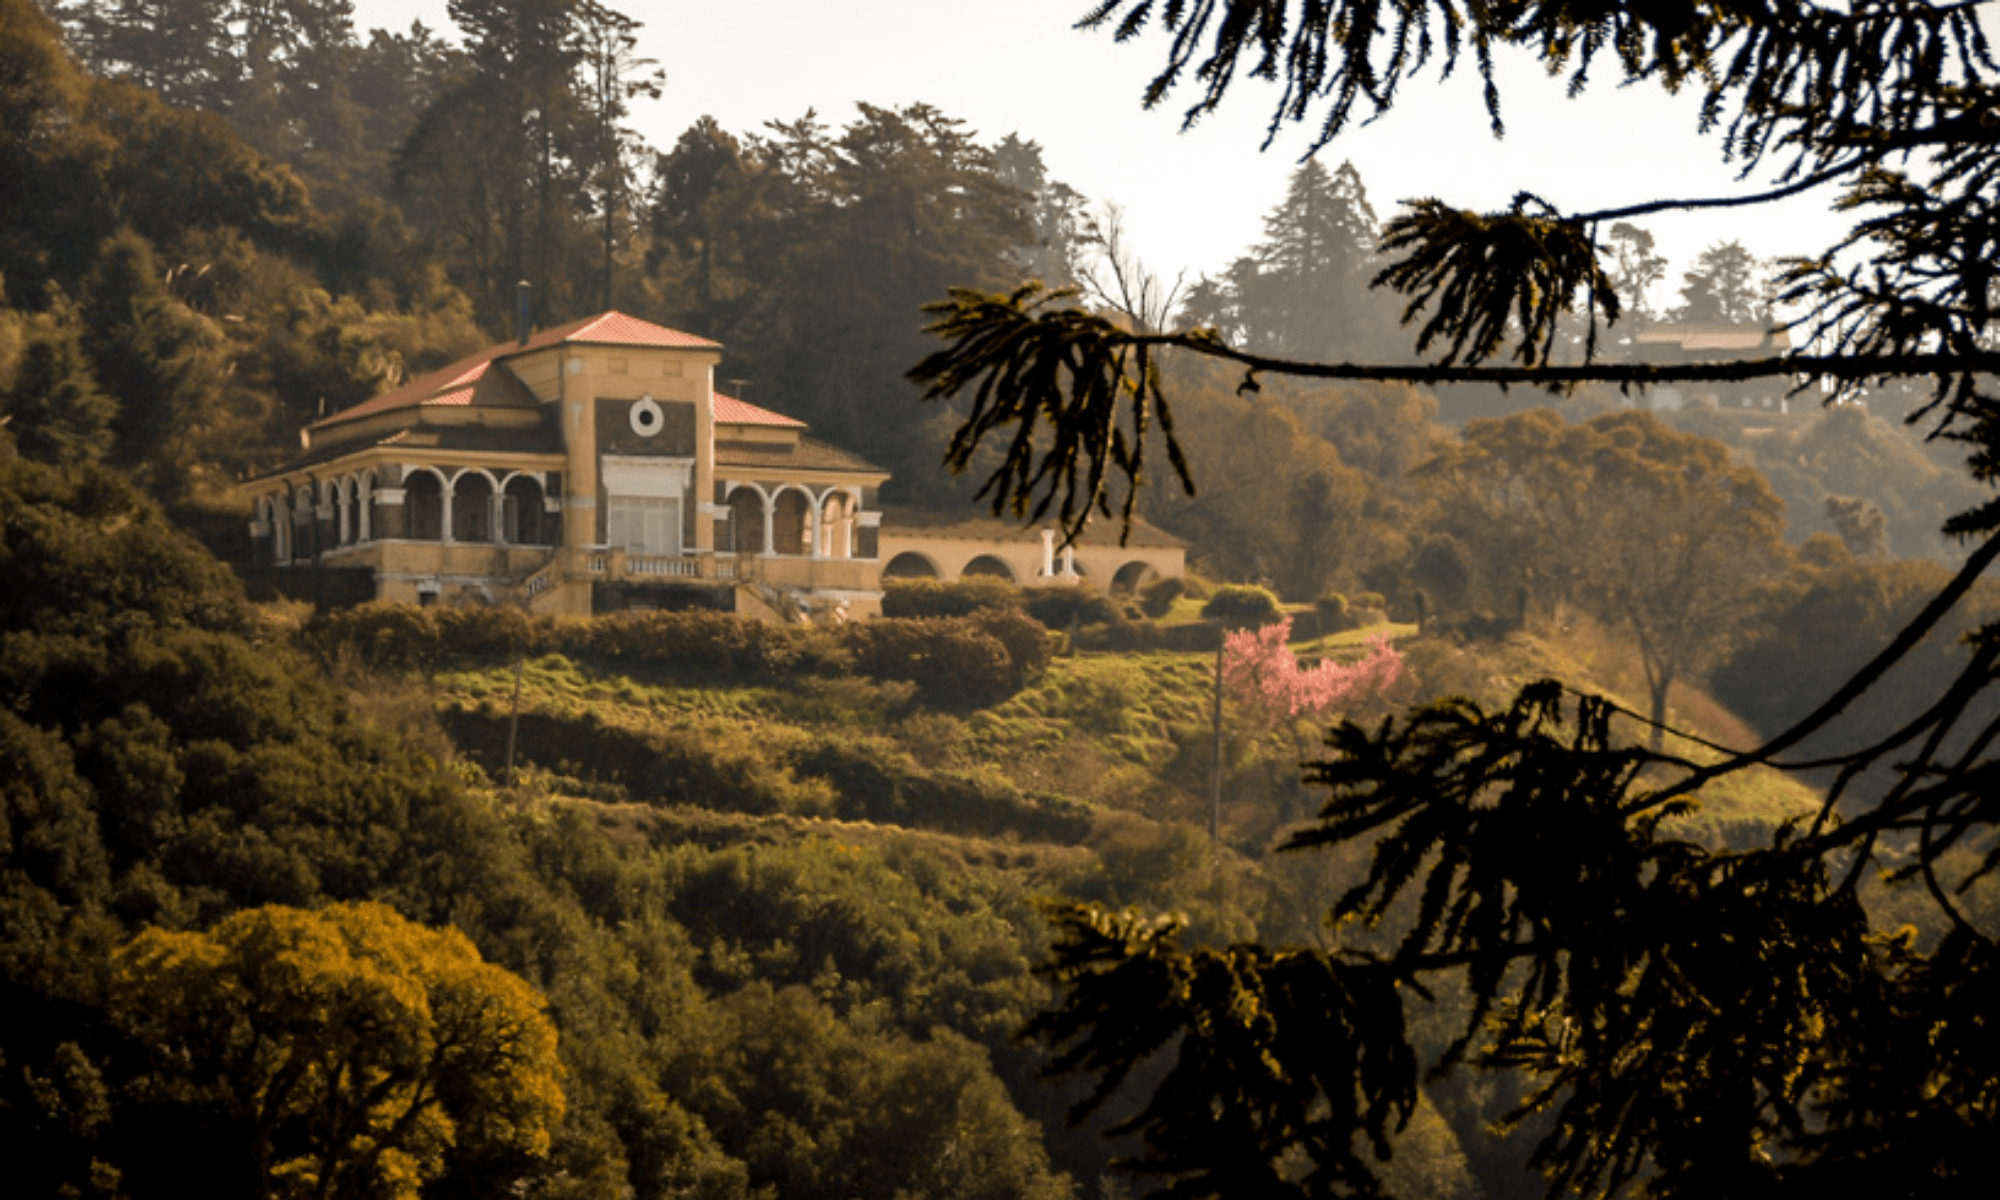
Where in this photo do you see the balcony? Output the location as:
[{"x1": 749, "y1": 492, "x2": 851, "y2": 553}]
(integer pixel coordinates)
[{"x1": 558, "y1": 547, "x2": 877, "y2": 592}]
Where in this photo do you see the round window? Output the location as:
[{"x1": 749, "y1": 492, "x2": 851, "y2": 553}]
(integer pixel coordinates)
[{"x1": 629, "y1": 395, "x2": 664, "y2": 437}]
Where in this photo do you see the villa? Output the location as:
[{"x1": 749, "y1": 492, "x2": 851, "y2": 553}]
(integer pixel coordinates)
[{"x1": 240, "y1": 310, "x2": 1182, "y2": 620}]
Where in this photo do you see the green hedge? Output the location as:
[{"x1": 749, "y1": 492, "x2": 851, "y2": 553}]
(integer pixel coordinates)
[
  {"x1": 306, "y1": 601, "x2": 1047, "y2": 706},
  {"x1": 880, "y1": 577, "x2": 1024, "y2": 618},
  {"x1": 1200, "y1": 584, "x2": 1282, "y2": 628}
]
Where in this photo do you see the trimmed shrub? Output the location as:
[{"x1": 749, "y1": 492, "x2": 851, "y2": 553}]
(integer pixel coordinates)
[
  {"x1": 1314, "y1": 593, "x2": 1352, "y2": 633},
  {"x1": 1201, "y1": 584, "x2": 1282, "y2": 628},
  {"x1": 1138, "y1": 576, "x2": 1185, "y2": 618},
  {"x1": 841, "y1": 618, "x2": 1016, "y2": 707},
  {"x1": 574, "y1": 610, "x2": 807, "y2": 674},
  {"x1": 881, "y1": 577, "x2": 1024, "y2": 619},
  {"x1": 968, "y1": 607, "x2": 1054, "y2": 688},
  {"x1": 1023, "y1": 586, "x2": 1121, "y2": 630}
]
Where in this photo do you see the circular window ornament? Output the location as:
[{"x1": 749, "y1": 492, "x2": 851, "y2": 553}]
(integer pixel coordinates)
[{"x1": 629, "y1": 395, "x2": 664, "y2": 437}]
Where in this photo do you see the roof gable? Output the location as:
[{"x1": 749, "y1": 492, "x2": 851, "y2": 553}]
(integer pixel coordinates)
[{"x1": 313, "y1": 311, "x2": 720, "y2": 430}]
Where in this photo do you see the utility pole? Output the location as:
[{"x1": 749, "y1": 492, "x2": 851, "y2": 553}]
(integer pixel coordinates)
[{"x1": 1211, "y1": 633, "x2": 1224, "y2": 857}]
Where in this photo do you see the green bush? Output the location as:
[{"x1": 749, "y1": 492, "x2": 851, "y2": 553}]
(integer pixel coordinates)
[
  {"x1": 1022, "y1": 587, "x2": 1121, "y2": 630},
  {"x1": 968, "y1": 607, "x2": 1054, "y2": 689},
  {"x1": 1138, "y1": 576, "x2": 1185, "y2": 619},
  {"x1": 310, "y1": 601, "x2": 1045, "y2": 705},
  {"x1": 1313, "y1": 593, "x2": 1351, "y2": 632},
  {"x1": 842, "y1": 618, "x2": 1017, "y2": 707},
  {"x1": 1075, "y1": 619, "x2": 1170, "y2": 653},
  {"x1": 1200, "y1": 584, "x2": 1282, "y2": 628},
  {"x1": 1350, "y1": 591, "x2": 1387, "y2": 611},
  {"x1": 881, "y1": 577, "x2": 1024, "y2": 619},
  {"x1": 576, "y1": 610, "x2": 813, "y2": 674}
]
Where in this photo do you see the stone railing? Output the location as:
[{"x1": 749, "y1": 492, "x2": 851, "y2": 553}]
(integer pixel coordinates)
[{"x1": 534, "y1": 547, "x2": 876, "y2": 591}]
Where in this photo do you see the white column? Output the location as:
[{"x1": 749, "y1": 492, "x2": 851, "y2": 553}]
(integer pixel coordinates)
[
  {"x1": 1061, "y1": 545, "x2": 1077, "y2": 578},
  {"x1": 760, "y1": 492, "x2": 776, "y2": 557},
  {"x1": 1040, "y1": 528, "x2": 1056, "y2": 576}
]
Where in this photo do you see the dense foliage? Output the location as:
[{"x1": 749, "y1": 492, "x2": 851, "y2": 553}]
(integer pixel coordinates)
[
  {"x1": 0, "y1": 446, "x2": 1092, "y2": 1199},
  {"x1": 910, "y1": 4, "x2": 2000, "y2": 1200}
]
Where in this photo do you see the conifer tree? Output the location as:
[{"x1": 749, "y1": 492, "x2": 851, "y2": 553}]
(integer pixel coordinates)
[
  {"x1": 1, "y1": 317, "x2": 116, "y2": 465},
  {"x1": 1182, "y1": 159, "x2": 1398, "y2": 360}
]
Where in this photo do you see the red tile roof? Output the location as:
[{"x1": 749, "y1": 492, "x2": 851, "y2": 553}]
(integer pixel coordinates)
[
  {"x1": 314, "y1": 311, "x2": 719, "y2": 430},
  {"x1": 713, "y1": 391, "x2": 805, "y2": 428},
  {"x1": 316, "y1": 356, "x2": 537, "y2": 428},
  {"x1": 529, "y1": 311, "x2": 721, "y2": 351}
]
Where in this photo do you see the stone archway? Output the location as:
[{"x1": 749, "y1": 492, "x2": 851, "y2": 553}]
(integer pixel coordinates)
[
  {"x1": 962, "y1": 554, "x2": 1018, "y2": 583},
  {"x1": 405, "y1": 472, "x2": 444, "y2": 541},
  {"x1": 1111, "y1": 560, "x2": 1159, "y2": 595},
  {"x1": 882, "y1": 552, "x2": 941, "y2": 580},
  {"x1": 502, "y1": 474, "x2": 551, "y2": 546},
  {"x1": 771, "y1": 488, "x2": 813, "y2": 556},
  {"x1": 451, "y1": 471, "x2": 496, "y2": 543},
  {"x1": 727, "y1": 486, "x2": 767, "y2": 554}
]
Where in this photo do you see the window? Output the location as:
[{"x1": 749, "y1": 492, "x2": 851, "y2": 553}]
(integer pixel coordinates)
[{"x1": 607, "y1": 496, "x2": 679, "y2": 557}]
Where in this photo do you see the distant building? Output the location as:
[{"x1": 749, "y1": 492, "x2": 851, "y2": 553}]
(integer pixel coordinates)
[
  {"x1": 239, "y1": 311, "x2": 1181, "y2": 618},
  {"x1": 1626, "y1": 322, "x2": 1823, "y2": 415}
]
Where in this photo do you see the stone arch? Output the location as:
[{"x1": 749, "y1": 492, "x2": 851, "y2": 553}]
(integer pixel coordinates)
[
  {"x1": 770, "y1": 485, "x2": 815, "y2": 556},
  {"x1": 962, "y1": 554, "x2": 1018, "y2": 583},
  {"x1": 500, "y1": 473, "x2": 551, "y2": 546},
  {"x1": 817, "y1": 487, "x2": 861, "y2": 558},
  {"x1": 724, "y1": 482, "x2": 768, "y2": 554},
  {"x1": 1112, "y1": 561, "x2": 1159, "y2": 595},
  {"x1": 882, "y1": 552, "x2": 942, "y2": 580},
  {"x1": 404, "y1": 469, "x2": 445, "y2": 541},
  {"x1": 450, "y1": 469, "x2": 498, "y2": 543}
]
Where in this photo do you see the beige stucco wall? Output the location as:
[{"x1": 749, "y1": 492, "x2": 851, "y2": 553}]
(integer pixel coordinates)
[
  {"x1": 515, "y1": 343, "x2": 720, "y2": 552},
  {"x1": 875, "y1": 531, "x2": 1183, "y2": 593}
]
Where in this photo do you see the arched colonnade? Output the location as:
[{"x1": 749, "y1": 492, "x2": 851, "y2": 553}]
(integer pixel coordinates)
[
  {"x1": 254, "y1": 465, "x2": 557, "y2": 564},
  {"x1": 720, "y1": 481, "x2": 868, "y2": 559}
]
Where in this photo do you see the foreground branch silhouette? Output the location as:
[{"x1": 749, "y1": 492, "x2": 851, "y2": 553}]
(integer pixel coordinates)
[{"x1": 919, "y1": 3, "x2": 2000, "y2": 1197}]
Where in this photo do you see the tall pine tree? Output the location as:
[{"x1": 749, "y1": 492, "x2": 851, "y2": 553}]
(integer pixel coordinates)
[{"x1": 1183, "y1": 159, "x2": 1400, "y2": 361}]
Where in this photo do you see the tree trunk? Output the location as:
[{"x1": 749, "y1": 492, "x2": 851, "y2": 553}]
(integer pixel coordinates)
[{"x1": 1648, "y1": 668, "x2": 1672, "y2": 752}]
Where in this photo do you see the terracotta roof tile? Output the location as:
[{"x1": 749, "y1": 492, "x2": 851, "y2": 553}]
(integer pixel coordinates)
[
  {"x1": 315, "y1": 311, "x2": 719, "y2": 430},
  {"x1": 715, "y1": 435, "x2": 886, "y2": 476},
  {"x1": 712, "y1": 391, "x2": 805, "y2": 427},
  {"x1": 531, "y1": 311, "x2": 721, "y2": 351},
  {"x1": 252, "y1": 424, "x2": 565, "y2": 477}
]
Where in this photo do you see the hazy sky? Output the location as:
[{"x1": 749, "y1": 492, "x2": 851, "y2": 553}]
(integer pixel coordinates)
[{"x1": 355, "y1": 0, "x2": 1880, "y2": 303}]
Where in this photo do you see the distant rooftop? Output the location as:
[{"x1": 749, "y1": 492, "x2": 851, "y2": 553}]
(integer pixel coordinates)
[{"x1": 314, "y1": 311, "x2": 721, "y2": 430}]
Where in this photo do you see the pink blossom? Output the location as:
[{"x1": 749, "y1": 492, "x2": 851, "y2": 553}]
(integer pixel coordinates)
[{"x1": 1221, "y1": 617, "x2": 1405, "y2": 726}]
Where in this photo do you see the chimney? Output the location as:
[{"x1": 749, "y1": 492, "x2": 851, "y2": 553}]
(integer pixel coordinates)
[{"x1": 516, "y1": 280, "x2": 532, "y2": 346}]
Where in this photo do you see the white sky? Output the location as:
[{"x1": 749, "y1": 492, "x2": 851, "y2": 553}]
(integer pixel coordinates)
[{"x1": 355, "y1": 0, "x2": 1915, "y2": 301}]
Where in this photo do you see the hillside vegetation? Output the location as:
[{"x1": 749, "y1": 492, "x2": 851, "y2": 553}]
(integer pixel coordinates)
[{"x1": 27, "y1": 445, "x2": 1992, "y2": 1200}]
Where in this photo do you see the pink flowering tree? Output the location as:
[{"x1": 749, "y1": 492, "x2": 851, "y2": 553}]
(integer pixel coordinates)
[{"x1": 1222, "y1": 617, "x2": 1406, "y2": 728}]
